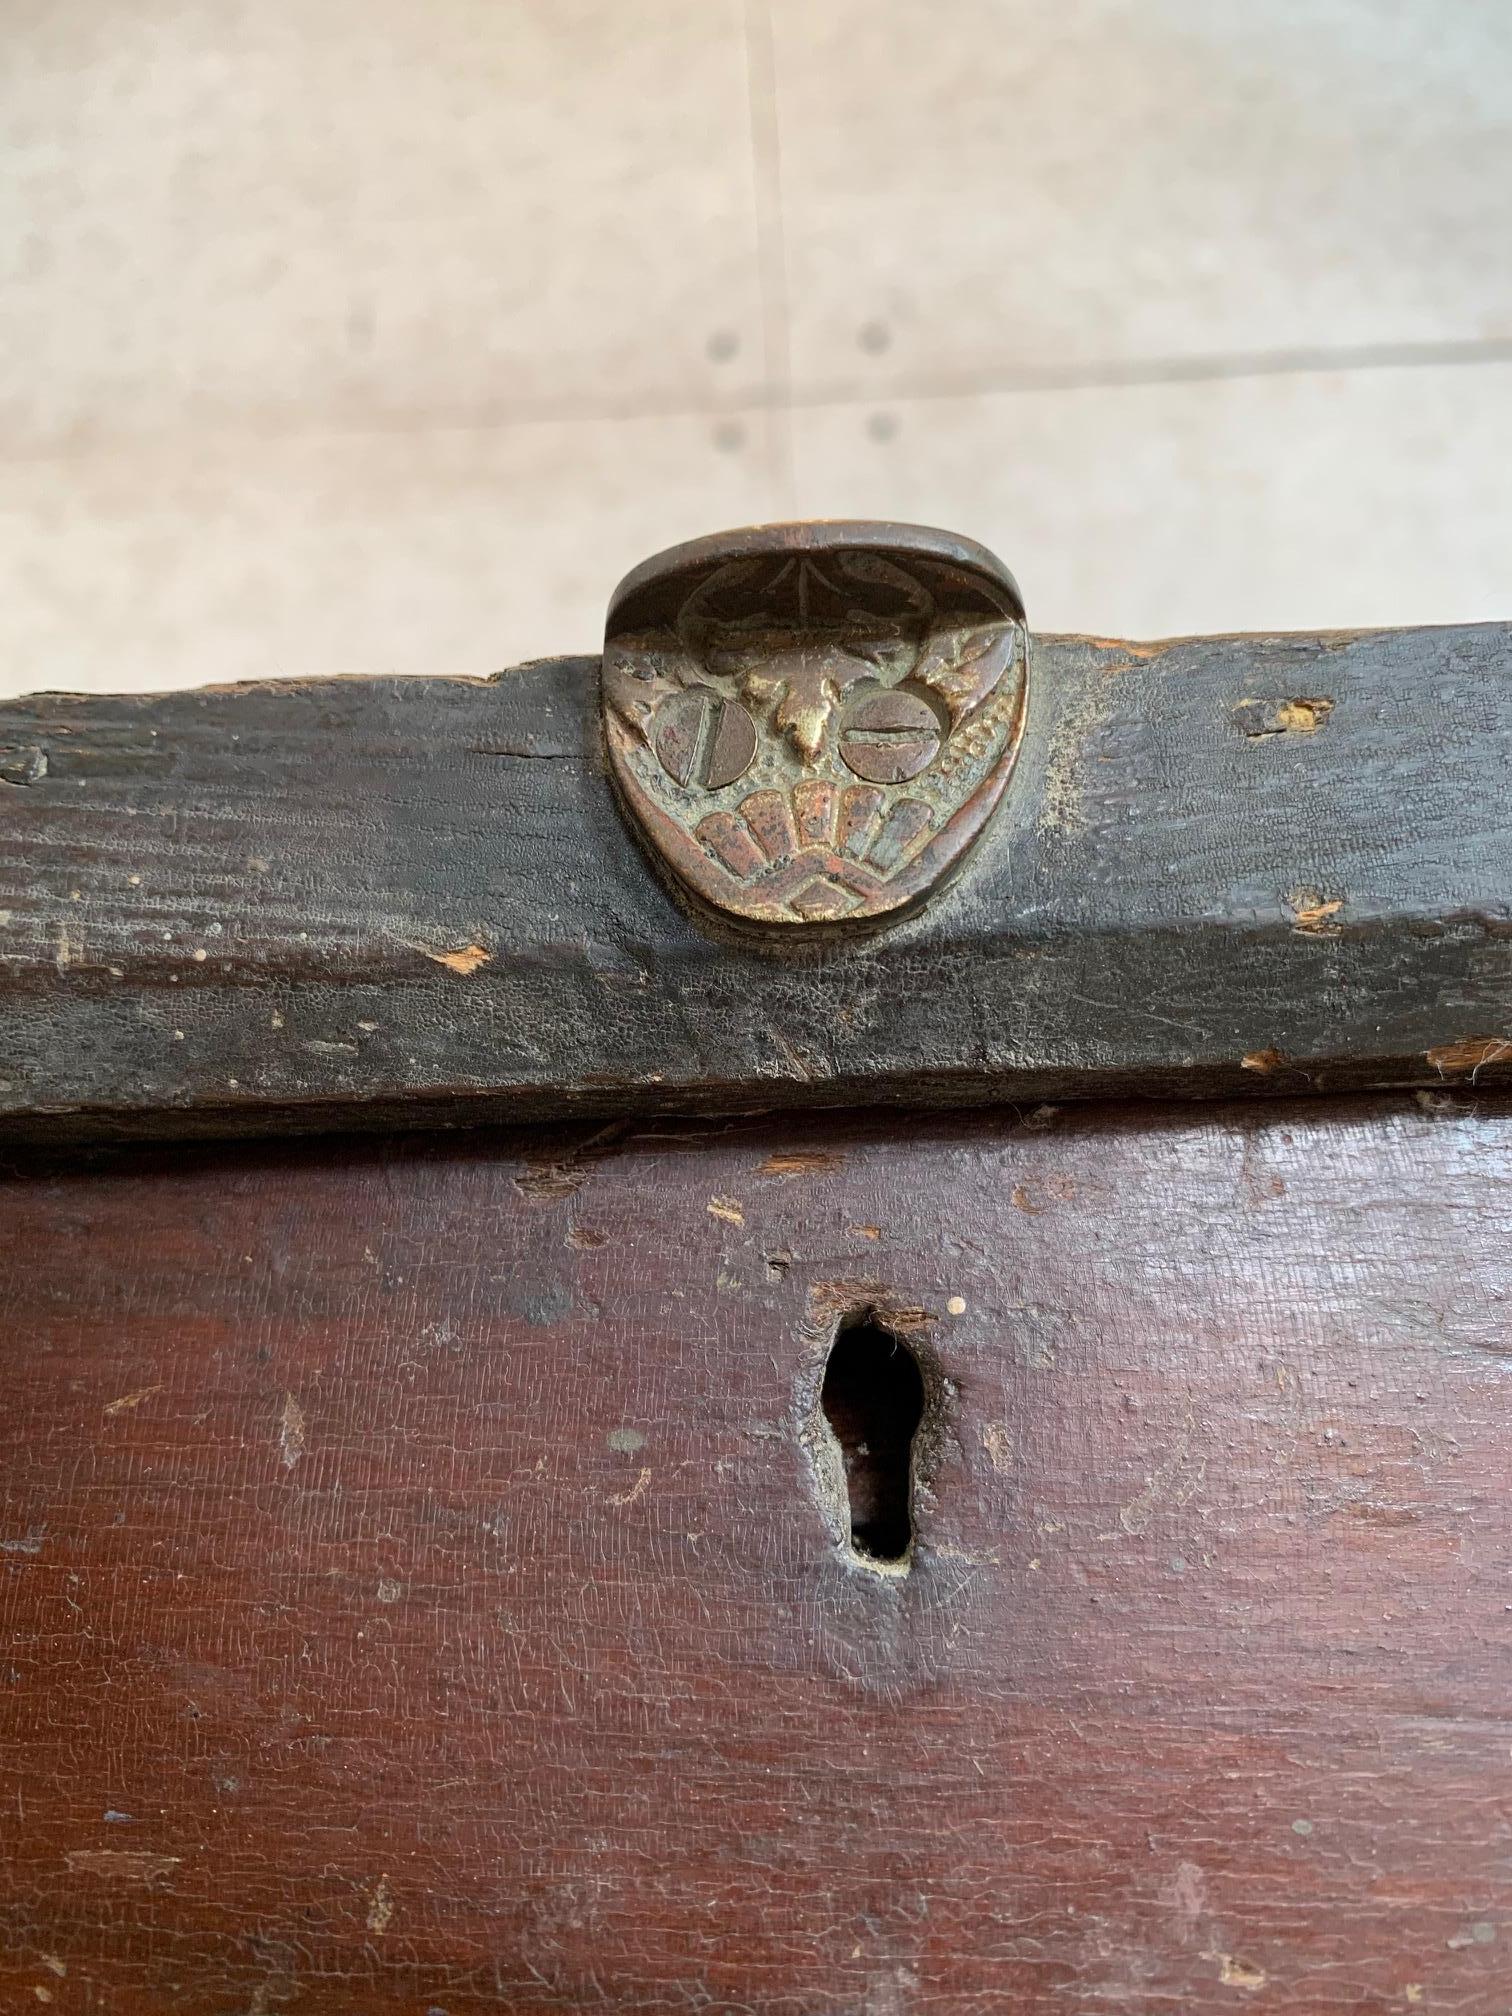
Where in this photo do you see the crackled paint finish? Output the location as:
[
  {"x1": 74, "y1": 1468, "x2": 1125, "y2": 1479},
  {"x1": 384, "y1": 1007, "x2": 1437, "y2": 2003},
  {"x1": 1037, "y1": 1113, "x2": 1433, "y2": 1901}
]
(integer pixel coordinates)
[
  {"x1": 2, "y1": 620, "x2": 1512, "y2": 1142},
  {"x1": 2, "y1": 1093, "x2": 1510, "y2": 2009}
]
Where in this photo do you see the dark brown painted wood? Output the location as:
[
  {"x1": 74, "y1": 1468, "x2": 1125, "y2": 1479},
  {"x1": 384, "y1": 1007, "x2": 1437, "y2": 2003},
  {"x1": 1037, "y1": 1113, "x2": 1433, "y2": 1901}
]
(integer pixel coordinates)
[
  {"x1": 3, "y1": 1091, "x2": 1510, "y2": 2010},
  {"x1": 2, "y1": 620, "x2": 1511, "y2": 1144}
]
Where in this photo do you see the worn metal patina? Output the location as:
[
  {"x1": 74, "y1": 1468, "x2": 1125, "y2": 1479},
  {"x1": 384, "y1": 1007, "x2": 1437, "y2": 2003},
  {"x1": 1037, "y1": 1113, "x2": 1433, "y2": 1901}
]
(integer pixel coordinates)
[{"x1": 603, "y1": 522, "x2": 1028, "y2": 929}]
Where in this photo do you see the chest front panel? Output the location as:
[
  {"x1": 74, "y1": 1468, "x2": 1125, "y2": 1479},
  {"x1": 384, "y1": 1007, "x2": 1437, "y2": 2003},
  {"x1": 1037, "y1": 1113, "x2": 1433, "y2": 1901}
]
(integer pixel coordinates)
[{"x1": 3, "y1": 1095, "x2": 1507, "y2": 2012}]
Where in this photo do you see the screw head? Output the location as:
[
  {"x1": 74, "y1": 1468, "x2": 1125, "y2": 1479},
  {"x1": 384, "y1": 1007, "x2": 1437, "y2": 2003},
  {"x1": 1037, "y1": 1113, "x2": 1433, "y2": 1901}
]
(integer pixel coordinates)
[
  {"x1": 653, "y1": 686, "x2": 757, "y2": 790},
  {"x1": 838, "y1": 687, "x2": 942, "y2": 783}
]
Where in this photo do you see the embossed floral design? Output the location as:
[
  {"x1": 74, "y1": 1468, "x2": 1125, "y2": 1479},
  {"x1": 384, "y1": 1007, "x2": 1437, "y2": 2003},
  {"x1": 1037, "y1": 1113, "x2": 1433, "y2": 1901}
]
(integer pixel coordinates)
[{"x1": 603, "y1": 525, "x2": 1027, "y2": 928}]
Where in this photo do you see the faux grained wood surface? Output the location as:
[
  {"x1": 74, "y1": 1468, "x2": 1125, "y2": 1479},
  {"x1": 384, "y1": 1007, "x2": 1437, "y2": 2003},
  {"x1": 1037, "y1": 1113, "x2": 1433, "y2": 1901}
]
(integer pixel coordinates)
[
  {"x1": 3, "y1": 1092, "x2": 1510, "y2": 2010},
  {"x1": 2, "y1": 621, "x2": 1511, "y2": 1144}
]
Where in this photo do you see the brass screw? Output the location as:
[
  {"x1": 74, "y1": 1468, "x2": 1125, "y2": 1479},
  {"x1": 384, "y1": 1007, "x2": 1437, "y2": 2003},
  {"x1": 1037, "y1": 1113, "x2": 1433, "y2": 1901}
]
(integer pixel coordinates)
[
  {"x1": 838, "y1": 689, "x2": 942, "y2": 784},
  {"x1": 653, "y1": 687, "x2": 757, "y2": 790}
]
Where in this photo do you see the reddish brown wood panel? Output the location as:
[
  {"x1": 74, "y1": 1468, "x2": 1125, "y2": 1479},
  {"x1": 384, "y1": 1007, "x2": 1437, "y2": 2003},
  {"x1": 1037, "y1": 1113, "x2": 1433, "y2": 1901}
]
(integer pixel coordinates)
[{"x1": 2, "y1": 1095, "x2": 1511, "y2": 2012}]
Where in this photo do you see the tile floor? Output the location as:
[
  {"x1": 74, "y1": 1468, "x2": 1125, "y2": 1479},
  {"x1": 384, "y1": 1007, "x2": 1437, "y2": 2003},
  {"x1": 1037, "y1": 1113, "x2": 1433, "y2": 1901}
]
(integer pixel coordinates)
[{"x1": 2, "y1": 0, "x2": 1509, "y2": 696}]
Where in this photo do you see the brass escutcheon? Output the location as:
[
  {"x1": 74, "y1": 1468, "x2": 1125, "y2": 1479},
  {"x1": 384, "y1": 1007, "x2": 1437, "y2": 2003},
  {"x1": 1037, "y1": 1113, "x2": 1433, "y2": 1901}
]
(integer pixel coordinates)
[{"x1": 602, "y1": 521, "x2": 1028, "y2": 931}]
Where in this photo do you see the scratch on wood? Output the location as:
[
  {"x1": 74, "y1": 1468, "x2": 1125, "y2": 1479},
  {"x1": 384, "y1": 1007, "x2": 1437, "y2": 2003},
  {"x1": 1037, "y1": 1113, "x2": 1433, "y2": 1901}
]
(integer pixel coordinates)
[
  {"x1": 65, "y1": 1849, "x2": 181, "y2": 1881},
  {"x1": 104, "y1": 1385, "x2": 163, "y2": 1415},
  {"x1": 514, "y1": 1158, "x2": 589, "y2": 1202},
  {"x1": 707, "y1": 1196, "x2": 746, "y2": 1226},
  {"x1": 1119, "y1": 1414, "x2": 1205, "y2": 1534},
  {"x1": 757, "y1": 1150, "x2": 845, "y2": 1178}
]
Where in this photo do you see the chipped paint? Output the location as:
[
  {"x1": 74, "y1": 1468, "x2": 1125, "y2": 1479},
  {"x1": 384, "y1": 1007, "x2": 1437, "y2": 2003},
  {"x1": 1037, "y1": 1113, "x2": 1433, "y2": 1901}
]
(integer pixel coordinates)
[
  {"x1": 1236, "y1": 695, "x2": 1334, "y2": 738},
  {"x1": 1426, "y1": 1034, "x2": 1512, "y2": 1079},
  {"x1": 278, "y1": 1392, "x2": 307, "y2": 1470},
  {"x1": 982, "y1": 1423, "x2": 1013, "y2": 1473},
  {"x1": 365, "y1": 1873, "x2": 394, "y2": 1934},
  {"x1": 514, "y1": 1158, "x2": 589, "y2": 1202},
  {"x1": 1287, "y1": 889, "x2": 1344, "y2": 934},
  {"x1": 757, "y1": 1150, "x2": 844, "y2": 1178},
  {"x1": 1217, "y1": 1953, "x2": 1266, "y2": 1990},
  {"x1": 1240, "y1": 1047, "x2": 1290, "y2": 1074},
  {"x1": 424, "y1": 943, "x2": 491, "y2": 976}
]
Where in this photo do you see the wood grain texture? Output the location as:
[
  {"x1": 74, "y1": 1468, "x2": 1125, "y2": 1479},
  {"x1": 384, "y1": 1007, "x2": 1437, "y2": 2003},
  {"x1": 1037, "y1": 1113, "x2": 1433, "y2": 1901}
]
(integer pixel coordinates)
[
  {"x1": 3, "y1": 1092, "x2": 1510, "y2": 2010},
  {"x1": 2, "y1": 622, "x2": 1511, "y2": 1143}
]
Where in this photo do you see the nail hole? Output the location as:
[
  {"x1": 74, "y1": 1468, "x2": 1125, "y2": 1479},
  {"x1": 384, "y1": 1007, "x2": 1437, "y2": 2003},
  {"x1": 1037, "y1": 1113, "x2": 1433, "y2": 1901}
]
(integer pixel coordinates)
[{"x1": 819, "y1": 1312, "x2": 925, "y2": 1569}]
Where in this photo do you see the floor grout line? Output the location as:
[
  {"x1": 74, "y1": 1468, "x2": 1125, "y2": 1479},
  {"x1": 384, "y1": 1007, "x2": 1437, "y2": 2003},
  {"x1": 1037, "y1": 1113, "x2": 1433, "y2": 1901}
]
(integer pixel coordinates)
[
  {"x1": 853, "y1": 335, "x2": 1512, "y2": 406},
  {"x1": 741, "y1": 0, "x2": 796, "y2": 514},
  {"x1": 6, "y1": 335, "x2": 1512, "y2": 470}
]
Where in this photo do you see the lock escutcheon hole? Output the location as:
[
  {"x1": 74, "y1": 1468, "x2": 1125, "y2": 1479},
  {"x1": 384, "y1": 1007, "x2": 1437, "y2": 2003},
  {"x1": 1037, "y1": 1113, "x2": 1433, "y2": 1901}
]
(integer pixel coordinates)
[{"x1": 819, "y1": 1312, "x2": 926, "y2": 1569}]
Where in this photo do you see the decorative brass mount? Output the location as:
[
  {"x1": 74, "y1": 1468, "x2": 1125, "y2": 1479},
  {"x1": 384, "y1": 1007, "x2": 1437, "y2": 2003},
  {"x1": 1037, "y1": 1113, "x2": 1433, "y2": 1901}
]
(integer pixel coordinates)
[{"x1": 603, "y1": 521, "x2": 1027, "y2": 930}]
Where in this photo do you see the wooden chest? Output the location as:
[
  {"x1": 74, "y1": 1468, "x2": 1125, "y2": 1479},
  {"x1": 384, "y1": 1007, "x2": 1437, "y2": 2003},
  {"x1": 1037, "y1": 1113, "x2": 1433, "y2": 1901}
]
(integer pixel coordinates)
[{"x1": 2, "y1": 525, "x2": 1509, "y2": 2011}]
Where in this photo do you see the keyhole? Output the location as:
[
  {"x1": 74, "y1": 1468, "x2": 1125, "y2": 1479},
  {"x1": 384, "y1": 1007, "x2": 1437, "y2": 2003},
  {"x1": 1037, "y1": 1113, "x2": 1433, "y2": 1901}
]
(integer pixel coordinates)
[{"x1": 820, "y1": 1315, "x2": 926, "y2": 1567}]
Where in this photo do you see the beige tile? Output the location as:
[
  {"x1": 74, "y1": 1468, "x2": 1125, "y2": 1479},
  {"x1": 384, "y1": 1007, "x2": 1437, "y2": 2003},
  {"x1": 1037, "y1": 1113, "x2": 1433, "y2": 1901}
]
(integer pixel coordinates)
[
  {"x1": 772, "y1": 0, "x2": 1512, "y2": 395},
  {"x1": 9, "y1": 364, "x2": 1508, "y2": 701},
  {"x1": 790, "y1": 363, "x2": 1512, "y2": 637},
  {"x1": 2, "y1": 0, "x2": 763, "y2": 451},
  {"x1": 0, "y1": 411, "x2": 779, "y2": 695}
]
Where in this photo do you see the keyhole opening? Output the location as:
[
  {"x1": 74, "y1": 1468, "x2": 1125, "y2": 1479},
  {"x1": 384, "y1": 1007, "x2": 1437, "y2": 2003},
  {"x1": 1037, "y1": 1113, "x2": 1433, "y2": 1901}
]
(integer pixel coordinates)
[{"x1": 820, "y1": 1314, "x2": 926, "y2": 1567}]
